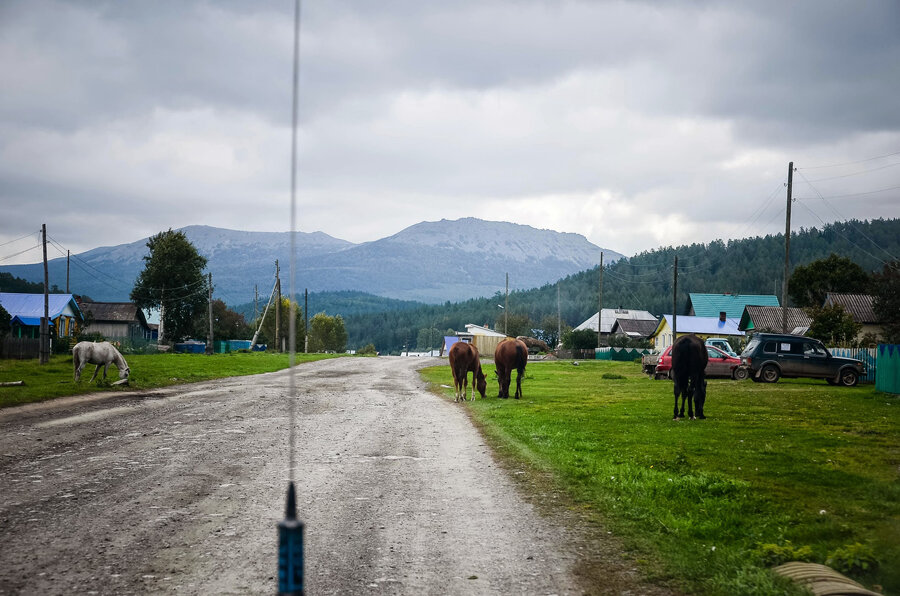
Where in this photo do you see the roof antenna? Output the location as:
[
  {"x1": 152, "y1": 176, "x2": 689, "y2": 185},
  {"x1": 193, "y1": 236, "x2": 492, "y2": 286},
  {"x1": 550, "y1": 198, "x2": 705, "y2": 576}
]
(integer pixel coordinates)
[{"x1": 277, "y1": 0, "x2": 304, "y2": 594}]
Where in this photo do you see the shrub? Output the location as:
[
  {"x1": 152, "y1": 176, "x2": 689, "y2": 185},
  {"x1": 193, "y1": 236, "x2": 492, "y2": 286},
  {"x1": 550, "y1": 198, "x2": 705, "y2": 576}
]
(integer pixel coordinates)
[
  {"x1": 826, "y1": 543, "x2": 879, "y2": 575},
  {"x1": 358, "y1": 343, "x2": 377, "y2": 356},
  {"x1": 753, "y1": 541, "x2": 815, "y2": 566}
]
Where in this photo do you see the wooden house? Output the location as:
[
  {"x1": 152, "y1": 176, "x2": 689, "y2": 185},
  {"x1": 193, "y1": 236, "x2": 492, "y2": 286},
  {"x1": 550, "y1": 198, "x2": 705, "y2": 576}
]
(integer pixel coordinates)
[
  {"x1": 0, "y1": 292, "x2": 83, "y2": 339},
  {"x1": 79, "y1": 301, "x2": 153, "y2": 342}
]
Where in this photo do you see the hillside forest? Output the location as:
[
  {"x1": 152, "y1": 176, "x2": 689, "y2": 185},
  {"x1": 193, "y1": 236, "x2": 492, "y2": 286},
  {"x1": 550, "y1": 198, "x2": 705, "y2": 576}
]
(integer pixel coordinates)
[{"x1": 326, "y1": 218, "x2": 899, "y2": 353}]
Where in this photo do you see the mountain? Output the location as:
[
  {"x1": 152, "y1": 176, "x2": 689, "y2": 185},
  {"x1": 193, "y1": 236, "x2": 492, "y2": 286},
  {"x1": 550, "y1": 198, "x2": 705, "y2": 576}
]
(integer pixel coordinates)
[{"x1": 0, "y1": 219, "x2": 622, "y2": 305}]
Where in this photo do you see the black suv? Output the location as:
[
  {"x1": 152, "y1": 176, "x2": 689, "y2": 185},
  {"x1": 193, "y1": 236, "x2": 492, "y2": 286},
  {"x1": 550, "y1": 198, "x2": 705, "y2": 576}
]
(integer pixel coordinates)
[{"x1": 740, "y1": 333, "x2": 866, "y2": 386}]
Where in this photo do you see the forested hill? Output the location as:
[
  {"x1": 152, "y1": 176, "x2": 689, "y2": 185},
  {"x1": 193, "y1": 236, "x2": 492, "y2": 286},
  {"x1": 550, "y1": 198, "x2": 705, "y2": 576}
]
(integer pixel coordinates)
[{"x1": 342, "y1": 218, "x2": 900, "y2": 353}]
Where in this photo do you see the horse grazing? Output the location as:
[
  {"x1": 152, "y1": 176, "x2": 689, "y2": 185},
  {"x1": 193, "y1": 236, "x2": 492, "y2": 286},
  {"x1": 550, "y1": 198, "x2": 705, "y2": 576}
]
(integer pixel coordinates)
[
  {"x1": 494, "y1": 338, "x2": 528, "y2": 399},
  {"x1": 671, "y1": 334, "x2": 708, "y2": 420},
  {"x1": 448, "y1": 342, "x2": 486, "y2": 402},
  {"x1": 73, "y1": 341, "x2": 130, "y2": 383}
]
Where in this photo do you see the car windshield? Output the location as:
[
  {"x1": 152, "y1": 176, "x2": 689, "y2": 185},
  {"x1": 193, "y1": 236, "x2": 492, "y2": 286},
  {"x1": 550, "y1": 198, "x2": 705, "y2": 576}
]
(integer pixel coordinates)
[{"x1": 742, "y1": 337, "x2": 760, "y2": 356}]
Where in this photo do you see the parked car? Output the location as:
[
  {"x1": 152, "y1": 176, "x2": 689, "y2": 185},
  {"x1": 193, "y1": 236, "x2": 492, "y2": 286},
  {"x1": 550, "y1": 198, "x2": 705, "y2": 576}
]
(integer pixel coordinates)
[
  {"x1": 654, "y1": 344, "x2": 747, "y2": 380},
  {"x1": 740, "y1": 333, "x2": 865, "y2": 386},
  {"x1": 705, "y1": 337, "x2": 738, "y2": 357}
]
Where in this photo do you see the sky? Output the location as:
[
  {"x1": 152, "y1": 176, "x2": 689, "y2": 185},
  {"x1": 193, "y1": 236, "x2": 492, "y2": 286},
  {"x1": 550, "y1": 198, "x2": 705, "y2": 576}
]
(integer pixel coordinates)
[{"x1": 1, "y1": 0, "x2": 899, "y2": 267}]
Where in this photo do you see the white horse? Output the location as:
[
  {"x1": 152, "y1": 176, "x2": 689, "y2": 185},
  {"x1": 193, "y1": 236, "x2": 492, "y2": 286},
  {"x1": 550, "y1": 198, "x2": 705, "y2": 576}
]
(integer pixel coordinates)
[{"x1": 73, "y1": 341, "x2": 130, "y2": 383}]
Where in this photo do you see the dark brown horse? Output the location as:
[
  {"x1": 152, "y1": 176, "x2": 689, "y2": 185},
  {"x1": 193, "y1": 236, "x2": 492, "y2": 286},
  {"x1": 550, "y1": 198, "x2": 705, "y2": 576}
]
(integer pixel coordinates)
[
  {"x1": 448, "y1": 341, "x2": 486, "y2": 402},
  {"x1": 671, "y1": 334, "x2": 708, "y2": 420},
  {"x1": 494, "y1": 338, "x2": 528, "y2": 399}
]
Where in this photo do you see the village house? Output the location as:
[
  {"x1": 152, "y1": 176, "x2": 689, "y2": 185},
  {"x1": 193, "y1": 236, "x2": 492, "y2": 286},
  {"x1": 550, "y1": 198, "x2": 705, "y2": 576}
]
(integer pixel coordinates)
[
  {"x1": 738, "y1": 305, "x2": 813, "y2": 335},
  {"x1": 687, "y1": 293, "x2": 780, "y2": 318},
  {"x1": 0, "y1": 292, "x2": 83, "y2": 340},
  {"x1": 649, "y1": 312, "x2": 744, "y2": 350},
  {"x1": 574, "y1": 308, "x2": 658, "y2": 344},
  {"x1": 823, "y1": 293, "x2": 883, "y2": 342},
  {"x1": 78, "y1": 301, "x2": 154, "y2": 343}
]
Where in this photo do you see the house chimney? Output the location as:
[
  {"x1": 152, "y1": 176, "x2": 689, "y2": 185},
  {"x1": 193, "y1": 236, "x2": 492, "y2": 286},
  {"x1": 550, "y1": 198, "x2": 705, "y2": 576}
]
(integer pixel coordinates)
[{"x1": 719, "y1": 311, "x2": 727, "y2": 322}]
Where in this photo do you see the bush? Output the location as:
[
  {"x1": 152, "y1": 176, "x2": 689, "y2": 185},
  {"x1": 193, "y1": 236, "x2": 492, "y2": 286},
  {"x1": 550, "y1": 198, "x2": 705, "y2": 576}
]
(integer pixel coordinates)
[
  {"x1": 753, "y1": 541, "x2": 815, "y2": 566},
  {"x1": 358, "y1": 343, "x2": 377, "y2": 356},
  {"x1": 826, "y1": 543, "x2": 879, "y2": 575}
]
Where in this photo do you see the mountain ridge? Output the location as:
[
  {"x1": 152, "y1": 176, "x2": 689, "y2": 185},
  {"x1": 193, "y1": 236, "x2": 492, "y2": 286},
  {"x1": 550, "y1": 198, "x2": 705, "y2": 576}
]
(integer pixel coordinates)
[{"x1": 0, "y1": 219, "x2": 622, "y2": 305}]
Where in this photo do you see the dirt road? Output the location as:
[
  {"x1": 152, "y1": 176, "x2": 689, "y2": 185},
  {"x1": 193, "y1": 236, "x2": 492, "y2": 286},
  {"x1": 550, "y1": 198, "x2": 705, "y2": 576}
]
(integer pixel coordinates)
[{"x1": 1, "y1": 356, "x2": 669, "y2": 595}]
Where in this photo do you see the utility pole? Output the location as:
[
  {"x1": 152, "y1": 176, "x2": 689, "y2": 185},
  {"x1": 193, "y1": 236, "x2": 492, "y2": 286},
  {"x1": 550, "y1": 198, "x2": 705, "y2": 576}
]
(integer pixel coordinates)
[
  {"x1": 159, "y1": 290, "x2": 165, "y2": 345},
  {"x1": 673, "y1": 254, "x2": 678, "y2": 347},
  {"x1": 504, "y1": 273, "x2": 509, "y2": 336},
  {"x1": 597, "y1": 253, "x2": 604, "y2": 349},
  {"x1": 557, "y1": 281, "x2": 561, "y2": 349},
  {"x1": 206, "y1": 273, "x2": 214, "y2": 355},
  {"x1": 782, "y1": 161, "x2": 794, "y2": 334},
  {"x1": 40, "y1": 224, "x2": 49, "y2": 364},
  {"x1": 304, "y1": 288, "x2": 309, "y2": 353},
  {"x1": 254, "y1": 285, "x2": 259, "y2": 323},
  {"x1": 275, "y1": 260, "x2": 281, "y2": 353},
  {"x1": 66, "y1": 250, "x2": 70, "y2": 294}
]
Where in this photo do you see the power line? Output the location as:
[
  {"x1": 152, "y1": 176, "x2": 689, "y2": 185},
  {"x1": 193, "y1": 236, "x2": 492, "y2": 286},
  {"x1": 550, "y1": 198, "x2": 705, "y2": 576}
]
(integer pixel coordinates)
[
  {"x1": 798, "y1": 150, "x2": 900, "y2": 170},
  {"x1": 794, "y1": 184, "x2": 900, "y2": 200},
  {"x1": 0, "y1": 242, "x2": 42, "y2": 263},
  {"x1": 0, "y1": 230, "x2": 41, "y2": 248},
  {"x1": 802, "y1": 160, "x2": 900, "y2": 183}
]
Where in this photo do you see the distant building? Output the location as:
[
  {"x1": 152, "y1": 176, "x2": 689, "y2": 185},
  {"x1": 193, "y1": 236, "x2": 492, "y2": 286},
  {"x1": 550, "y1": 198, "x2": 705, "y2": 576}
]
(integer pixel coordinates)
[
  {"x1": 823, "y1": 293, "x2": 883, "y2": 342},
  {"x1": 687, "y1": 293, "x2": 780, "y2": 319},
  {"x1": 738, "y1": 305, "x2": 812, "y2": 335},
  {"x1": 0, "y1": 292, "x2": 83, "y2": 339},
  {"x1": 649, "y1": 313, "x2": 744, "y2": 349},
  {"x1": 79, "y1": 301, "x2": 153, "y2": 342},
  {"x1": 610, "y1": 317, "x2": 659, "y2": 340},
  {"x1": 575, "y1": 308, "x2": 657, "y2": 344}
]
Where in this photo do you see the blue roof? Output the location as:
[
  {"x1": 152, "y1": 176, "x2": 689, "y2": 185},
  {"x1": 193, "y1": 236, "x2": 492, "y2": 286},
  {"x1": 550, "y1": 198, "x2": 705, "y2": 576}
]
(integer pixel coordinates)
[
  {"x1": 0, "y1": 292, "x2": 83, "y2": 323},
  {"x1": 658, "y1": 315, "x2": 744, "y2": 337},
  {"x1": 688, "y1": 293, "x2": 780, "y2": 318}
]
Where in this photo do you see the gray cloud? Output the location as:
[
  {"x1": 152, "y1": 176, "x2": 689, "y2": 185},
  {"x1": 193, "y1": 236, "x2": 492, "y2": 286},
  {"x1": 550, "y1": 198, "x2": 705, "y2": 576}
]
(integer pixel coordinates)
[{"x1": 1, "y1": 0, "x2": 898, "y2": 265}]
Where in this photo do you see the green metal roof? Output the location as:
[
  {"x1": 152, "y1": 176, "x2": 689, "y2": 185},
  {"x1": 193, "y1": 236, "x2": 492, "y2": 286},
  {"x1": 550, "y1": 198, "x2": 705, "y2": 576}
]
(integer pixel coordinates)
[{"x1": 688, "y1": 293, "x2": 780, "y2": 319}]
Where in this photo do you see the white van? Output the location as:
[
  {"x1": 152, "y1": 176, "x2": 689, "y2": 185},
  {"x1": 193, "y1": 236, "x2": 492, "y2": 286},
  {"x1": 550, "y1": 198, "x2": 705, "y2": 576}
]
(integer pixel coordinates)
[{"x1": 705, "y1": 337, "x2": 737, "y2": 357}]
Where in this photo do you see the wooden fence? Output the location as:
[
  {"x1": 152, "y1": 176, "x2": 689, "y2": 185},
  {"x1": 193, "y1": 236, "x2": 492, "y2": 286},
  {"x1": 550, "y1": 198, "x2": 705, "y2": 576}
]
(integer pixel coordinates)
[{"x1": 0, "y1": 337, "x2": 41, "y2": 359}]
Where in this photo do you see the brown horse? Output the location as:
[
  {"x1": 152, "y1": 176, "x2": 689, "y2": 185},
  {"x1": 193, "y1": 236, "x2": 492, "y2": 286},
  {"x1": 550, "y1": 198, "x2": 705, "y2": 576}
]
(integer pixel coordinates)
[
  {"x1": 671, "y1": 334, "x2": 708, "y2": 420},
  {"x1": 448, "y1": 341, "x2": 486, "y2": 402},
  {"x1": 494, "y1": 338, "x2": 528, "y2": 399}
]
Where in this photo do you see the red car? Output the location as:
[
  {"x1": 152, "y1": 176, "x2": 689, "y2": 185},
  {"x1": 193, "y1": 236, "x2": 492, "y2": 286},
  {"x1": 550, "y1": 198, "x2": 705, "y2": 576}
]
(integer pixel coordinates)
[{"x1": 654, "y1": 345, "x2": 748, "y2": 380}]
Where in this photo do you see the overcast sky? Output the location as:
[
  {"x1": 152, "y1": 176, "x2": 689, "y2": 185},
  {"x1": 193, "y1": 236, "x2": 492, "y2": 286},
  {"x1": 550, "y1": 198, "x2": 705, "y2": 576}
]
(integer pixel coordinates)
[{"x1": 2, "y1": 0, "x2": 899, "y2": 266}]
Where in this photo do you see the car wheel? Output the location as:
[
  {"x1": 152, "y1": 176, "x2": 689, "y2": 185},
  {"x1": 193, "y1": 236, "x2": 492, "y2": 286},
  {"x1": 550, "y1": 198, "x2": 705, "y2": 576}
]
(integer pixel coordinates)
[
  {"x1": 839, "y1": 369, "x2": 858, "y2": 387},
  {"x1": 732, "y1": 367, "x2": 749, "y2": 381},
  {"x1": 761, "y1": 364, "x2": 780, "y2": 383}
]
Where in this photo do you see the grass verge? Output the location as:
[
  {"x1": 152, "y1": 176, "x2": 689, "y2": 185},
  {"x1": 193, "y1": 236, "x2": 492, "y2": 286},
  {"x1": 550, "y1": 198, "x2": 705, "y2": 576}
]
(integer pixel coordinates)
[
  {"x1": 0, "y1": 351, "x2": 338, "y2": 408},
  {"x1": 420, "y1": 359, "x2": 900, "y2": 595}
]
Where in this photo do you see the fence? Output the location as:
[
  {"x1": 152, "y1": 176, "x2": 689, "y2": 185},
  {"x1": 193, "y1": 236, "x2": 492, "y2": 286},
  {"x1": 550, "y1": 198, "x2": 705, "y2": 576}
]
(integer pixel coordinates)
[
  {"x1": 595, "y1": 347, "x2": 654, "y2": 361},
  {"x1": 1, "y1": 337, "x2": 41, "y2": 359},
  {"x1": 829, "y1": 346, "x2": 877, "y2": 383},
  {"x1": 875, "y1": 344, "x2": 900, "y2": 394}
]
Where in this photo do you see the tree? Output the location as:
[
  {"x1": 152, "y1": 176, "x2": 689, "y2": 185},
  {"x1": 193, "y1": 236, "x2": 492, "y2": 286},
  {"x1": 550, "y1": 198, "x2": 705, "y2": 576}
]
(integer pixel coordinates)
[
  {"x1": 131, "y1": 230, "x2": 209, "y2": 343},
  {"x1": 805, "y1": 304, "x2": 861, "y2": 346},
  {"x1": 0, "y1": 303, "x2": 10, "y2": 338},
  {"x1": 308, "y1": 312, "x2": 347, "y2": 353},
  {"x1": 872, "y1": 261, "x2": 900, "y2": 343},
  {"x1": 788, "y1": 254, "x2": 872, "y2": 308},
  {"x1": 193, "y1": 299, "x2": 252, "y2": 341},
  {"x1": 494, "y1": 312, "x2": 531, "y2": 338},
  {"x1": 562, "y1": 328, "x2": 597, "y2": 349},
  {"x1": 536, "y1": 315, "x2": 566, "y2": 348},
  {"x1": 253, "y1": 296, "x2": 306, "y2": 351}
]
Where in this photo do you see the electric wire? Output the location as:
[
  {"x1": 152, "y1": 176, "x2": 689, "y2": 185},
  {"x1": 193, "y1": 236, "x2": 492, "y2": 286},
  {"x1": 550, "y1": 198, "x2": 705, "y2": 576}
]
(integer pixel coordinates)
[
  {"x1": 797, "y1": 150, "x2": 900, "y2": 170},
  {"x1": 0, "y1": 230, "x2": 41, "y2": 248}
]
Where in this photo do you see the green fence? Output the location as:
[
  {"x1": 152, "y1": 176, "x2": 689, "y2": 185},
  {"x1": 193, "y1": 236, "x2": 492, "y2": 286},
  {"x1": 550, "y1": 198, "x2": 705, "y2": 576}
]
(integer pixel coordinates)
[
  {"x1": 875, "y1": 344, "x2": 900, "y2": 394},
  {"x1": 595, "y1": 347, "x2": 654, "y2": 361}
]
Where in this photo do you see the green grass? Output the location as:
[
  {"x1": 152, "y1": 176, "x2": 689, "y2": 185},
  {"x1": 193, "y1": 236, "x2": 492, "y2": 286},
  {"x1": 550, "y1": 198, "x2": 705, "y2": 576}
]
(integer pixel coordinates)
[
  {"x1": 0, "y1": 351, "x2": 338, "y2": 408},
  {"x1": 421, "y1": 359, "x2": 900, "y2": 595}
]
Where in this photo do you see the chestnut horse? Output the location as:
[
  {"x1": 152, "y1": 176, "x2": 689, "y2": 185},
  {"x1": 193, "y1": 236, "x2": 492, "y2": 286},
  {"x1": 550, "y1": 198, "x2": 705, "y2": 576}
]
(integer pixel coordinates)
[
  {"x1": 671, "y1": 334, "x2": 708, "y2": 420},
  {"x1": 448, "y1": 341, "x2": 486, "y2": 402},
  {"x1": 494, "y1": 338, "x2": 528, "y2": 399}
]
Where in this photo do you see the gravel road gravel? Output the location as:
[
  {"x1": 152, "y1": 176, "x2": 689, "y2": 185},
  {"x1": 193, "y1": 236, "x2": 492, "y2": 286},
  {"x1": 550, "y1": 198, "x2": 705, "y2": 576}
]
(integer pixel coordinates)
[{"x1": 0, "y1": 356, "x2": 670, "y2": 595}]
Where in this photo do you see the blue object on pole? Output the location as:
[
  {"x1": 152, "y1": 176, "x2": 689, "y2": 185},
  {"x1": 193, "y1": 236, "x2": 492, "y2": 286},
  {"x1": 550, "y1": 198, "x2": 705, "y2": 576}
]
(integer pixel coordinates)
[{"x1": 278, "y1": 481, "x2": 304, "y2": 595}]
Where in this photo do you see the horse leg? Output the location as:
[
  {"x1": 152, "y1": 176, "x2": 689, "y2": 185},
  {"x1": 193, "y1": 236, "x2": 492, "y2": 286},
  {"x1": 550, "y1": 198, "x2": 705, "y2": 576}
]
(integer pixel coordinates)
[
  {"x1": 514, "y1": 368, "x2": 522, "y2": 399},
  {"x1": 88, "y1": 364, "x2": 102, "y2": 383},
  {"x1": 673, "y1": 380, "x2": 682, "y2": 419},
  {"x1": 695, "y1": 379, "x2": 707, "y2": 419}
]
